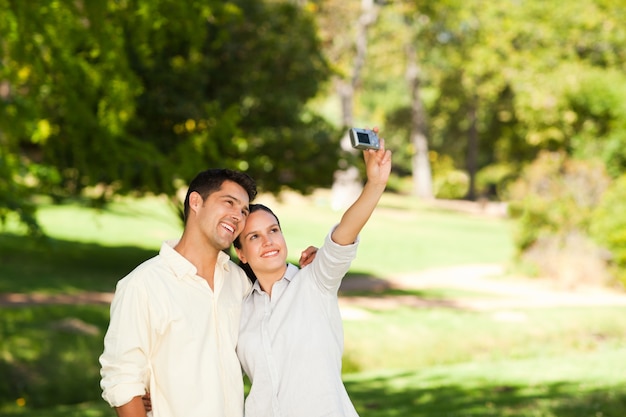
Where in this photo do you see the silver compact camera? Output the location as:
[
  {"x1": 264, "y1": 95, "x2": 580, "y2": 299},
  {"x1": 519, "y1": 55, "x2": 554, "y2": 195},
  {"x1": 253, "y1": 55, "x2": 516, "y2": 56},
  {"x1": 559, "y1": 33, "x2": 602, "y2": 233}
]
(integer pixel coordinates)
[{"x1": 349, "y1": 128, "x2": 380, "y2": 150}]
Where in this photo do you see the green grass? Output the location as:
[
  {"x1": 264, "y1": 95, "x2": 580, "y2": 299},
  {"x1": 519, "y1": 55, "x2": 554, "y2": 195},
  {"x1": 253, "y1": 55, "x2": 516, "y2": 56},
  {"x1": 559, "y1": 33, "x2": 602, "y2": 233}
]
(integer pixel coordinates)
[
  {"x1": 0, "y1": 234, "x2": 157, "y2": 294},
  {"x1": 0, "y1": 195, "x2": 180, "y2": 294},
  {"x1": 257, "y1": 191, "x2": 514, "y2": 277},
  {"x1": 0, "y1": 305, "x2": 110, "y2": 411},
  {"x1": 0, "y1": 191, "x2": 513, "y2": 293},
  {"x1": 35, "y1": 195, "x2": 183, "y2": 248},
  {"x1": 344, "y1": 349, "x2": 626, "y2": 416},
  {"x1": 342, "y1": 306, "x2": 626, "y2": 372},
  {"x1": 1, "y1": 192, "x2": 625, "y2": 417}
]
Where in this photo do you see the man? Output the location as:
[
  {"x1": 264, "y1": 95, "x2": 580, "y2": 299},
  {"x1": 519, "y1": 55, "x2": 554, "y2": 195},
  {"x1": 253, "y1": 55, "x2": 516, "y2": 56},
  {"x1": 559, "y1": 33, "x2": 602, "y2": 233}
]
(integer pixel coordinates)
[{"x1": 100, "y1": 169, "x2": 257, "y2": 417}]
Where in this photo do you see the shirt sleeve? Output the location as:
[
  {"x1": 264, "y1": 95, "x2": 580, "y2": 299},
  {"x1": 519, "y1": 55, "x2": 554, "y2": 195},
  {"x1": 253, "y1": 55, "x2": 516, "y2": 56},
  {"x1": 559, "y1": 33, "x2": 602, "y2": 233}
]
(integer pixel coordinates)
[
  {"x1": 99, "y1": 278, "x2": 151, "y2": 407},
  {"x1": 308, "y1": 225, "x2": 360, "y2": 294}
]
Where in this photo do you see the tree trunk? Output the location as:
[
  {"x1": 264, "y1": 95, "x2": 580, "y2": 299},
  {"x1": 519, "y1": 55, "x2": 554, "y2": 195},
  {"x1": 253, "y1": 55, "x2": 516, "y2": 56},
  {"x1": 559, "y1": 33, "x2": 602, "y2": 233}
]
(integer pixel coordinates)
[
  {"x1": 465, "y1": 94, "x2": 478, "y2": 200},
  {"x1": 406, "y1": 43, "x2": 433, "y2": 200},
  {"x1": 330, "y1": 0, "x2": 379, "y2": 210}
]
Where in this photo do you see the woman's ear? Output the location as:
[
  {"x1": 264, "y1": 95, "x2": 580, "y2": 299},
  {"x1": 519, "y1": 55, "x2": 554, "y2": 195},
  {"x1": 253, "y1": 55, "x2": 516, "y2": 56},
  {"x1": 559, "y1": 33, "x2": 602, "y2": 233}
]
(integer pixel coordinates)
[{"x1": 235, "y1": 246, "x2": 246, "y2": 264}]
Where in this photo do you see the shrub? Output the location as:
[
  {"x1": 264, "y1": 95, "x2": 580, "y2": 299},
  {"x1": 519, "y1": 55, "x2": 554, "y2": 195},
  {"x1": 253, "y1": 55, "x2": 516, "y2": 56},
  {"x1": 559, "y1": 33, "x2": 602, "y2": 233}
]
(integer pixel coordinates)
[
  {"x1": 476, "y1": 163, "x2": 518, "y2": 200},
  {"x1": 506, "y1": 151, "x2": 612, "y2": 287},
  {"x1": 590, "y1": 174, "x2": 626, "y2": 289},
  {"x1": 431, "y1": 154, "x2": 469, "y2": 199}
]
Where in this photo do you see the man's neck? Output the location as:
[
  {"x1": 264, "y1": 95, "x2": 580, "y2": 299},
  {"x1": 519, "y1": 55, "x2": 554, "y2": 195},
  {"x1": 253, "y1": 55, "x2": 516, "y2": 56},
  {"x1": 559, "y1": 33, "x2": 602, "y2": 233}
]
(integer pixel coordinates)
[{"x1": 174, "y1": 234, "x2": 220, "y2": 290}]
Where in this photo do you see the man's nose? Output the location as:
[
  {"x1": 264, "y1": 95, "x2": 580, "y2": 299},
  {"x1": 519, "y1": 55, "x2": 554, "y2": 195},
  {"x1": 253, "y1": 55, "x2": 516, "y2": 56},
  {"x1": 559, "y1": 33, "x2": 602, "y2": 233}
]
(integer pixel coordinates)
[{"x1": 230, "y1": 208, "x2": 244, "y2": 221}]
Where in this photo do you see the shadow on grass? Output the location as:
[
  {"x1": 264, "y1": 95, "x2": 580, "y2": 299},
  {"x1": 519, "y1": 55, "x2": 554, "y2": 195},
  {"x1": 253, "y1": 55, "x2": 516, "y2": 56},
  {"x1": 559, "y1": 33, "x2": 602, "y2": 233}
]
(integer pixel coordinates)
[
  {"x1": 0, "y1": 233, "x2": 157, "y2": 294},
  {"x1": 0, "y1": 305, "x2": 111, "y2": 411},
  {"x1": 345, "y1": 372, "x2": 626, "y2": 417},
  {"x1": 340, "y1": 270, "x2": 494, "y2": 305},
  {"x1": 3, "y1": 374, "x2": 625, "y2": 417},
  {"x1": 0, "y1": 402, "x2": 113, "y2": 417}
]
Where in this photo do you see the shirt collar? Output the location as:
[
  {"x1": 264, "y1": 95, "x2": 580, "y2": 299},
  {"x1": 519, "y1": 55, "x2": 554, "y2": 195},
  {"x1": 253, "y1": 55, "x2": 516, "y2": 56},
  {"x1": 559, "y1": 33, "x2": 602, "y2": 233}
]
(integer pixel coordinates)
[
  {"x1": 250, "y1": 263, "x2": 299, "y2": 295},
  {"x1": 159, "y1": 239, "x2": 233, "y2": 280}
]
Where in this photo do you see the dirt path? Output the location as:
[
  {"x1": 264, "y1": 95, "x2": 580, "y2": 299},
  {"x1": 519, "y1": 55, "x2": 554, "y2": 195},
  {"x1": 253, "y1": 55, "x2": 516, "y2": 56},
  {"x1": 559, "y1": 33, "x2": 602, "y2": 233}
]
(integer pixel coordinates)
[
  {"x1": 0, "y1": 291, "x2": 114, "y2": 307},
  {"x1": 2, "y1": 263, "x2": 626, "y2": 310},
  {"x1": 338, "y1": 263, "x2": 626, "y2": 315}
]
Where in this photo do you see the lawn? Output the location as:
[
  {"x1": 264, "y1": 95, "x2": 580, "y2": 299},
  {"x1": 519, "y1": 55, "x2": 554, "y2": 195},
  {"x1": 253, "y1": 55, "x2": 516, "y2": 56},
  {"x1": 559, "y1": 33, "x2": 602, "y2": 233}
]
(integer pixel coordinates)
[{"x1": 1, "y1": 191, "x2": 625, "y2": 417}]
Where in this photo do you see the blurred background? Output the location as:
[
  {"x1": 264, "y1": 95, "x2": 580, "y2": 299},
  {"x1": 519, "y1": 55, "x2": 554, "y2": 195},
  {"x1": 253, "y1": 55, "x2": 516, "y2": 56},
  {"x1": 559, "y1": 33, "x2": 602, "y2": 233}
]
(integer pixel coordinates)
[{"x1": 1, "y1": 0, "x2": 626, "y2": 416}]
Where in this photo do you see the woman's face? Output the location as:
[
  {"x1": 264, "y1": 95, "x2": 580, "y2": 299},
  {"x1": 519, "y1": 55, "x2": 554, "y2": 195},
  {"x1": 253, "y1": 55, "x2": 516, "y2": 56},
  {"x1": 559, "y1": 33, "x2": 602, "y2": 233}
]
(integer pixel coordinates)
[{"x1": 235, "y1": 209, "x2": 288, "y2": 276}]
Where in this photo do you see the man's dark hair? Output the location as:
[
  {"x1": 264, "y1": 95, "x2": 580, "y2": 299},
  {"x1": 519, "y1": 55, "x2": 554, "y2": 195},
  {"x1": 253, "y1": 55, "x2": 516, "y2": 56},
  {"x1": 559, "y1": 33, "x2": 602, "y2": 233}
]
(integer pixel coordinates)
[{"x1": 183, "y1": 169, "x2": 257, "y2": 223}]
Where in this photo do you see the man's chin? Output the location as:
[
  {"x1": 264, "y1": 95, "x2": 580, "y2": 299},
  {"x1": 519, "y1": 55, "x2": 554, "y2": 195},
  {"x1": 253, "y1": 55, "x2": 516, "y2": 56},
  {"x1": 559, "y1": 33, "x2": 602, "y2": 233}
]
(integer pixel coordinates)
[{"x1": 218, "y1": 237, "x2": 236, "y2": 251}]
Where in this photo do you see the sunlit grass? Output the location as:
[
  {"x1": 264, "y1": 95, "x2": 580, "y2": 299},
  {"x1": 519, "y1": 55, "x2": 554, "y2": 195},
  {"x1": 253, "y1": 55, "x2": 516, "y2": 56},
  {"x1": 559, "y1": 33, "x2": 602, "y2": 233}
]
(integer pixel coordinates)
[
  {"x1": 35, "y1": 195, "x2": 183, "y2": 249},
  {"x1": 342, "y1": 305, "x2": 626, "y2": 372},
  {"x1": 256, "y1": 190, "x2": 514, "y2": 276},
  {"x1": 1, "y1": 190, "x2": 513, "y2": 293}
]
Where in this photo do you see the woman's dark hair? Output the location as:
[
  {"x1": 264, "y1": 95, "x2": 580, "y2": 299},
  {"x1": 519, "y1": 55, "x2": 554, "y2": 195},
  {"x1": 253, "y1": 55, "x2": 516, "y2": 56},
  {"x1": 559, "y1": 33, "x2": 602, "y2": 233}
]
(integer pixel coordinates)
[
  {"x1": 183, "y1": 168, "x2": 257, "y2": 223},
  {"x1": 233, "y1": 203, "x2": 281, "y2": 282}
]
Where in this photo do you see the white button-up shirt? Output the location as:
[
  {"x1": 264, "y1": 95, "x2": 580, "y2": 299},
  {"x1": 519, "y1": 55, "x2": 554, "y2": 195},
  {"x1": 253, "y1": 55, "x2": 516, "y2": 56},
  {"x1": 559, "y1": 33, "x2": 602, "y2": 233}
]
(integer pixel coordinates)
[
  {"x1": 237, "y1": 231, "x2": 360, "y2": 417},
  {"x1": 100, "y1": 241, "x2": 251, "y2": 417}
]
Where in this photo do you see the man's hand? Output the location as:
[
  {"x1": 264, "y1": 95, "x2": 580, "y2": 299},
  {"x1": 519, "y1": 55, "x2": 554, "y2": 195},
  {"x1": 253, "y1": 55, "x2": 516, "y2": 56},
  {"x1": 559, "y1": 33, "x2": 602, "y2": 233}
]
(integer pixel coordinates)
[
  {"x1": 142, "y1": 393, "x2": 152, "y2": 412},
  {"x1": 299, "y1": 246, "x2": 318, "y2": 267}
]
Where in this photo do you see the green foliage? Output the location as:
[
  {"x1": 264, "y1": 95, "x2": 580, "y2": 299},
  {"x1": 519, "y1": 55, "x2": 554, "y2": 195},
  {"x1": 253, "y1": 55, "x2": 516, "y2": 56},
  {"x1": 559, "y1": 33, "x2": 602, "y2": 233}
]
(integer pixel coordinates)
[
  {"x1": 430, "y1": 153, "x2": 468, "y2": 199},
  {"x1": 353, "y1": 0, "x2": 626, "y2": 202},
  {"x1": 566, "y1": 68, "x2": 626, "y2": 178},
  {"x1": 476, "y1": 163, "x2": 518, "y2": 200},
  {"x1": 0, "y1": 0, "x2": 335, "y2": 233},
  {"x1": 507, "y1": 152, "x2": 610, "y2": 251},
  {"x1": 590, "y1": 174, "x2": 626, "y2": 288},
  {"x1": 0, "y1": 146, "x2": 41, "y2": 235},
  {"x1": 242, "y1": 114, "x2": 345, "y2": 195},
  {"x1": 507, "y1": 151, "x2": 612, "y2": 285}
]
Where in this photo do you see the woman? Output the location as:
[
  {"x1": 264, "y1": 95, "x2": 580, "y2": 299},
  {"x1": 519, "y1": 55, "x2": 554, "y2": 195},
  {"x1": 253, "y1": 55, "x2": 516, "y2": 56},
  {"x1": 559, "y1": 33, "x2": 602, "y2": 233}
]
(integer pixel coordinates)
[{"x1": 232, "y1": 135, "x2": 392, "y2": 417}]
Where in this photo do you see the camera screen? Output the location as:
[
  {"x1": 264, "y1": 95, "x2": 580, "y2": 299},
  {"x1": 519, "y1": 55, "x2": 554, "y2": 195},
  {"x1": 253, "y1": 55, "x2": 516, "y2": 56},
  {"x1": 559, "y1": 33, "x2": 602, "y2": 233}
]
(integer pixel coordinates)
[{"x1": 357, "y1": 132, "x2": 371, "y2": 144}]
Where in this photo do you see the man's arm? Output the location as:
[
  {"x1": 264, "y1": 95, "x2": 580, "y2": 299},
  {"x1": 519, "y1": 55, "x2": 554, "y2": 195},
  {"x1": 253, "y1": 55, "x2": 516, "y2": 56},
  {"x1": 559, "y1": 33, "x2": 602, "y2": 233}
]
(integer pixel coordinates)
[
  {"x1": 331, "y1": 129, "x2": 392, "y2": 246},
  {"x1": 100, "y1": 281, "x2": 151, "y2": 415},
  {"x1": 115, "y1": 396, "x2": 148, "y2": 417}
]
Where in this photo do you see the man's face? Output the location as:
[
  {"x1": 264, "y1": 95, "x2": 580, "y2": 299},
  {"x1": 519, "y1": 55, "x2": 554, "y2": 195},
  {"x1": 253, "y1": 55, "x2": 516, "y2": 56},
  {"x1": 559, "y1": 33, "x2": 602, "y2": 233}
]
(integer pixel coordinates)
[{"x1": 192, "y1": 180, "x2": 250, "y2": 250}]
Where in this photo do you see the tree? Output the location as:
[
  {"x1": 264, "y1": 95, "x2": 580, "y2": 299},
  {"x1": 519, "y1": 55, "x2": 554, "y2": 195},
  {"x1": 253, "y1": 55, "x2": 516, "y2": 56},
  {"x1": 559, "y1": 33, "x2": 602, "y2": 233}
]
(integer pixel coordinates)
[
  {"x1": 402, "y1": 0, "x2": 626, "y2": 200},
  {"x1": 310, "y1": 0, "x2": 383, "y2": 209},
  {"x1": 0, "y1": 0, "x2": 337, "y2": 233}
]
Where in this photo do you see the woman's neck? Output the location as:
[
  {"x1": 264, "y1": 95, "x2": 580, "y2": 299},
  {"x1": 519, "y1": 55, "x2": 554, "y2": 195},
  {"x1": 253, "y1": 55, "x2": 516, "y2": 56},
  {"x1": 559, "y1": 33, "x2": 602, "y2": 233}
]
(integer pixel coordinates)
[{"x1": 256, "y1": 264, "x2": 288, "y2": 297}]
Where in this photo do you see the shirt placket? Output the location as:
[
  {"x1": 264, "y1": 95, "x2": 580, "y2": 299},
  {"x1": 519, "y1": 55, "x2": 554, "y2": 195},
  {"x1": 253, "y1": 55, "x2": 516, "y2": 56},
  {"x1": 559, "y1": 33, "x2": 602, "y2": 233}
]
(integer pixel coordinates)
[{"x1": 259, "y1": 291, "x2": 282, "y2": 416}]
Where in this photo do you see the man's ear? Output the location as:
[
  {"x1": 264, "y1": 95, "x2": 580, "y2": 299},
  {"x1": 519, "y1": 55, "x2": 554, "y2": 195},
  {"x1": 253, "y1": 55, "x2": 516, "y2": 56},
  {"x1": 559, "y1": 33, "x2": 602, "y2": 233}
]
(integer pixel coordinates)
[{"x1": 188, "y1": 191, "x2": 203, "y2": 214}]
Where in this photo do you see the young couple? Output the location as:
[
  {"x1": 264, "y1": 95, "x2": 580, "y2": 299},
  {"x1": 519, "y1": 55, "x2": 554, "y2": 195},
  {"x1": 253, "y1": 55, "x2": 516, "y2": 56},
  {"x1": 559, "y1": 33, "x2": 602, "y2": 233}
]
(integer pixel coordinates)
[{"x1": 99, "y1": 131, "x2": 392, "y2": 417}]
